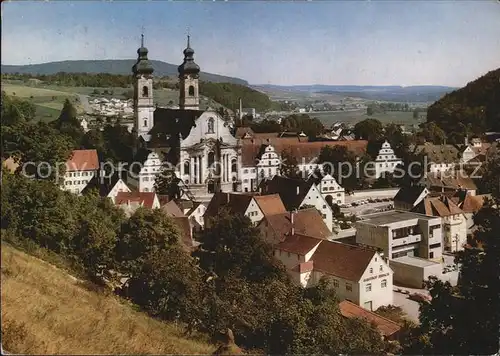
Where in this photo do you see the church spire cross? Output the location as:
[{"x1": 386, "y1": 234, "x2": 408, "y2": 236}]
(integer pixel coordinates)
[{"x1": 141, "y1": 33, "x2": 144, "y2": 47}]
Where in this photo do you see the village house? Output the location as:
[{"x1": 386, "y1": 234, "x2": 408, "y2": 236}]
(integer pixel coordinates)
[
  {"x1": 204, "y1": 192, "x2": 286, "y2": 228},
  {"x1": 373, "y1": 140, "x2": 402, "y2": 179},
  {"x1": 81, "y1": 172, "x2": 131, "y2": 201},
  {"x1": 158, "y1": 199, "x2": 197, "y2": 252},
  {"x1": 307, "y1": 172, "x2": 345, "y2": 205},
  {"x1": 412, "y1": 196, "x2": 467, "y2": 253},
  {"x1": 393, "y1": 186, "x2": 429, "y2": 211},
  {"x1": 414, "y1": 143, "x2": 460, "y2": 173},
  {"x1": 355, "y1": 210, "x2": 443, "y2": 261},
  {"x1": 114, "y1": 191, "x2": 161, "y2": 216},
  {"x1": 420, "y1": 172, "x2": 477, "y2": 196},
  {"x1": 258, "y1": 208, "x2": 333, "y2": 244},
  {"x1": 259, "y1": 175, "x2": 334, "y2": 232},
  {"x1": 270, "y1": 232, "x2": 394, "y2": 311},
  {"x1": 461, "y1": 137, "x2": 492, "y2": 163},
  {"x1": 62, "y1": 149, "x2": 100, "y2": 195},
  {"x1": 451, "y1": 191, "x2": 490, "y2": 231},
  {"x1": 127, "y1": 150, "x2": 163, "y2": 193}
]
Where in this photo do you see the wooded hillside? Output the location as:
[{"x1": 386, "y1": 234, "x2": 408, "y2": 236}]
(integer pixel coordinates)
[{"x1": 426, "y1": 68, "x2": 500, "y2": 136}]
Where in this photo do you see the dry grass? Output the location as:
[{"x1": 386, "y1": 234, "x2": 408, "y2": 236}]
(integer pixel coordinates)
[{"x1": 1, "y1": 243, "x2": 215, "y2": 354}]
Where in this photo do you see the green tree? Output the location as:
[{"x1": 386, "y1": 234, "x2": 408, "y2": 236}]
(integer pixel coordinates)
[
  {"x1": 195, "y1": 209, "x2": 286, "y2": 283},
  {"x1": 115, "y1": 208, "x2": 181, "y2": 277},
  {"x1": 154, "y1": 165, "x2": 181, "y2": 199},
  {"x1": 419, "y1": 122, "x2": 446, "y2": 144},
  {"x1": 51, "y1": 98, "x2": 85, "y2": 148},
  {"x1": 354, "y1": 118, "x2": 384, "y2": 141},
  {"x1": 410, "y1": 194, "x2": 500, "y2": 354},
  {"x1": 318, "y1": 145, "x2": 358, "y2": 192},
  {"x1": 280, "y1": 148, "x2": 300, "y2": 178}
]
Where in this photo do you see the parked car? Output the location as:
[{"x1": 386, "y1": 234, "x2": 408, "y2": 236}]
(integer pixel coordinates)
[{"x1": 409, "y1": 293, "x2": 431, "y2": 303}]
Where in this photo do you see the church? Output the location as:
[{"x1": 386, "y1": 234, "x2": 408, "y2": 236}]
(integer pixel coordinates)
[{"x1": 128, "y1": 35, "x2": 241, "y2": 200}]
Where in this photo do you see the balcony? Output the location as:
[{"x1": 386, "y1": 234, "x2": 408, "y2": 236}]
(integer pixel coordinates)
[{"x1": 391, "y1": 234, "x2": 422, "y2": 247}]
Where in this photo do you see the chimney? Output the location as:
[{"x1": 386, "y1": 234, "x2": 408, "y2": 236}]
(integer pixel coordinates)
[{"x1": 290, "y1": 210, "x2": 295, "y2": 236}]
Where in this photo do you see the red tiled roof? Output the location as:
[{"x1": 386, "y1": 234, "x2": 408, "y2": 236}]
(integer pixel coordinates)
[
  {"x1": 253, "y1": 194, "x2": 287, "y2": 216},
  {"x1": 312, "y1": 241, "x2": 375, "y2": 281},
  {"x1": 258, "y1": 175, "x2": 315, "y2": 210},
  {"x1": 264, "y1": 208, "x2": 331, "y2": 242},
  {"x1": 66, "y1": 149, "x2": 99, "y2": 171},
  {"x1": 241, "y1": 140, "x2": 367, "y2": 167},
  {"x1": 413, "y1": 196, "x2": 464, "y2": 217},
  {"x1": 276, "y1": 234, "x2": 323, "y2": 255},
  {"x1": 339, "y1": 300, "x2": 401, "y2": 337},
  {"x1": 115, "y1": 191, "x2": 158, "y2": 209}
]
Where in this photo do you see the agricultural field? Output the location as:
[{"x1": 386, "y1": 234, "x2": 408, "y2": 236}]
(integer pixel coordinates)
[
  {"x1": 309, "y1": 109, "x2": 425, "y2": 127},
  {"x1": 2, "y1": 83, "x2": 83, "y2": 122}
]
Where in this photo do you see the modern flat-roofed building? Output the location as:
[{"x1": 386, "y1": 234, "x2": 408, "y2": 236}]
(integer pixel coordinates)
[{"x1": 355, "y1": 210, "x2": 443, "y2": 261}]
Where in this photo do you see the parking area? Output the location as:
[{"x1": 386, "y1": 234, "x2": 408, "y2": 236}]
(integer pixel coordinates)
[{"x1": 341, "y1": 200, "x2": 394, "y2": 216}]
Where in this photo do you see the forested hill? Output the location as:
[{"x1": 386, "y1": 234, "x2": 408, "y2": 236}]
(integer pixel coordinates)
[
  {"x1": 199, "y1": 81, "x2": 276, "y2": 112},
  {"x1": 426, "y1": 68, "x2": 500, "y2": 135},
  {"x1": 1, "y1": 60, "x2": 248, "y2": 85}
]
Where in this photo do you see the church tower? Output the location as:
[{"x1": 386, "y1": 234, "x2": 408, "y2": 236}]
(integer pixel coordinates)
[
  {"x1": 178, "y1": 35, "x2": 200, "y2": 110},
  {"x1": 132, "y1": 34, "x2": 155, "y2": 141}
]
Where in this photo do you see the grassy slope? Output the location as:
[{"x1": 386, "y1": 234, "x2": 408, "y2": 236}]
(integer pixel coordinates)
[{"x1": 1, "y1": 243, "x2": 215, "y2": 354}]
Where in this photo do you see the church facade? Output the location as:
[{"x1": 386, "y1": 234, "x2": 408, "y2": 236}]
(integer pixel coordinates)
[{"x1": 130, "y1": 36, "x2": 241, "y2": 200}]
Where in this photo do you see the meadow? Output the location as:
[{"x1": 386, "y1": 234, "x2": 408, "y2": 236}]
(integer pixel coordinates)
[
  {"x1": 310, "y1": 109, "x2": 426, "y2": 127},
  {"x1": 1, "y1": 242, "x2": 215, "y2": 354}
]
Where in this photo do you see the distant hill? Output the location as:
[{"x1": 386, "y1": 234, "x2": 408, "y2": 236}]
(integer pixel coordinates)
[
  {"x1": 253, "y1": 84, "x2": 457, "y2": 103},
  {"x1": 2, "y1": 60, "x2": 248, "y2": 85},
  {"x1": 426, "y1": 68, "x2": 500, "y2": 135}
]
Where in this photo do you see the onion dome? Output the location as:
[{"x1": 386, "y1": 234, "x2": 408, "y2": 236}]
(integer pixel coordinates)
[
  {"x1": 178, "y1": 35, "x2": 200, "y2": 76},
  {"x1": 132, "y1": 34, "x2": 154, "y2": 75}
]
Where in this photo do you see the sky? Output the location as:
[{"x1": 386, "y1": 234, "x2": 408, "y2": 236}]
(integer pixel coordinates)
[{"x1": 2, "y1": 1, "x2": 500, "y2": 86}]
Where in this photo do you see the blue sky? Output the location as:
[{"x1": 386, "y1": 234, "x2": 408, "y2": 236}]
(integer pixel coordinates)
[{"x1": 2, "y1": 1, "x2": 500, "y2": 86}]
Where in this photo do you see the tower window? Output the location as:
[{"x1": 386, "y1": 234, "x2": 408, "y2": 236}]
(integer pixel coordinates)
[
  {"x1": 142, "y1": 86, "x2": 149, "y2": 97},
  {"x1": 207, "y1": 118, "x2": 215, "y2": 134},
  {"x1": 184, "y1": 161, "x2": 190, "y2": 175},
  {"x1": 188, "y1": 85, "x2": 195, "y2": 96},
  {"x1": 143, "y1": 119, "x2": 148, "y2": 127},
  {"x1": 231, "y1": 158, "x2": 237, "y2": 173}
]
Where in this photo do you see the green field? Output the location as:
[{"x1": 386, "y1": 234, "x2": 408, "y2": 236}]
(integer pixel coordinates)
[
  {"x1": 309, "y1": 109, "x2": 426, "y2": 127},
  {"x1": 2, "y1": 83, "x2": 83, "y2": 122}
]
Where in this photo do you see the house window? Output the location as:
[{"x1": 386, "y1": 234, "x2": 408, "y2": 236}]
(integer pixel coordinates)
[
  {"x1": 144, "y1": 188, "x2": 149, "y2": 192},
  {"x1": 143, "y1": 177, "x2": 149, "y2": 182},
  {"x1": 142, "y1": 86, "x2": 149, "y2": 97},
  {"x1": 333, "y1": 279, "x2": 339, "y2": 288},
  {"x1": 184, "y1": 161, "x2": 191, "y2": 175},
  {"x1": 323, "y1": 205, "x2": 327, "y2": 209},
  {"x1": 322, "y1": 214, "x2": 326, "y2": 219},
  {"x1": 346, "y1": 283, "x2": 352, "y2": 291},
  {"x1": 244, "y1": 169, "x2": 248, "y2": 174},
  {"x1": 366, "y1": 283, "x2": 372, "y2": 292},
  {"x1": 188, "y1": 85, "x2": 195, "y2": 96},
  {"x1": 143, "y1": 119, "x2": 148, "y2": 127},
  {"x1": 379, "y1": 265, "x2": 383, "y2": 272},
  {"x1": 369, "y1": 268, "x2": 373, "y2": 274},
  {"x1": 381, "y1": 279, "x2": 387, "y2": 288}
]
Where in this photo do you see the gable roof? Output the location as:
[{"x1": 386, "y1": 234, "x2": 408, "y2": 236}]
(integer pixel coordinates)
[
  {"x1": 235, "y1": 127, "x2": 255, "y2": 139},
  {"x1": 425, "y1": 172, "x2": 477, "y2": 191},
  {"x1": 276, "y1": 233, "x2": 323, "y2": 255},
  {"x1": 259, "y1": 176, "x2": 316, "y2": 210},
  {"x1": 415, "y1": 143, "x2": 460, "y2": 164},
  {"x1": 252, "y1": 194, "x2": 287, "y2": 216},
  {"x1": 81, "y1": 172, "x2": 130, "y2": 197},
  {"x1": 451, "y1": 193, "x2": 489, "y2": 213},
  {"x1": 115, "y1": 191, "x2": 158, "y2": 209},
  {"x1": 161, "y1": 200, "x2": 185, "y2": 217},
  {"x1": 394, "y1": 186, "x2": 428, "y2": 206},
  {"x1": 66, "y1": 149, "x2": 99, "y2": 171},
  {"x1": 412, "y1": 196, "x2": 464, "y2": 217},
  {"x1": 171, "y1": 216, "x2": 194, "y2": 252},
  {"x1": 311, "y1": 241, "x2": 376, "y2": 281},
  {"x1": 205, "y1": 192, "x2": 254, "y2": 218},
  {"x1": 263, "y1": 208, "x2": 332, "y2": 241},
  {"x1": 339, "y1": 300, "x2": 401, "y2": 337}
]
